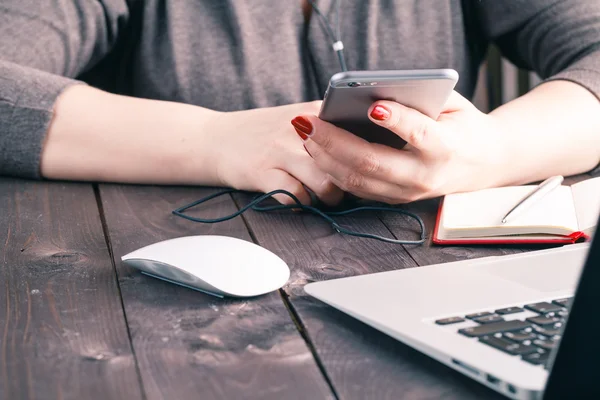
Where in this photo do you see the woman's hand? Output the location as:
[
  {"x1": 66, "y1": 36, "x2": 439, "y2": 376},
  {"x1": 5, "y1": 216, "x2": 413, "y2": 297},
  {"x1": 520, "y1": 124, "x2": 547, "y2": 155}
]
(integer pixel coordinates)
[
  {"x1": 207, "y1": 101, "x2": 344, "y2": 206},
  {"x1": 291, "y1": 92, "x2": 507, "y2": 204},
  {"x1": 43, "y1": 83, "x2": 596, "y2": 203},
  {"x1": 42, "y1": 86, "x2": 341, "y2": 205}
]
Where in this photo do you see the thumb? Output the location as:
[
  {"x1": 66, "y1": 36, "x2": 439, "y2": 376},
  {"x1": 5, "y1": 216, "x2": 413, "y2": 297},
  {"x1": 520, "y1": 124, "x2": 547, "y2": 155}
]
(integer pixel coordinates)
[{"x1": 367, "y1": 101, "x2": 443, "y2": 154}]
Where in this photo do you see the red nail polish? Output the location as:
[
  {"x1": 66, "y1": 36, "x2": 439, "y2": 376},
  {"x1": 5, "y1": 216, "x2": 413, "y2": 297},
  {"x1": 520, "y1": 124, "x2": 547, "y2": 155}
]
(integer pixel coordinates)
[
  {"x1": 294, "y1": 128, "x2": 308, "y2": 140},
  {"x1": 291, "y1": 116, "x2": 313, "y2": 140},
  {"x1": 370, "y1": 105, "x2": 390, "y2": 121}
]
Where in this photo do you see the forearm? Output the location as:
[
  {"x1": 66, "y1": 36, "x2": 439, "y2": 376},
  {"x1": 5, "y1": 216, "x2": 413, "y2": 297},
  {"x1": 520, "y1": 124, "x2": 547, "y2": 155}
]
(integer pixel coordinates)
[
  {"x1": 489, "y1": 80, "x2": 600, "y2": 186},
  {"x1": 41, "y1": 85, "x2": 222, "y2": 185}
]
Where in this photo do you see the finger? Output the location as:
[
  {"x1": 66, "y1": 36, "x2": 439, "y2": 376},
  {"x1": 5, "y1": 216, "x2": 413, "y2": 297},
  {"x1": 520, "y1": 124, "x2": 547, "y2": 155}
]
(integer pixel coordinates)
[
  {"x1": 293, "y1": 115, "x2": 435, "y2": 197},
  {"x1": 325, "y1": 175, "x2": 418, "y2": 204},
  {"x1": 292, "y1": 115, "x2": 399, "y2": 180},
  {"x1": 367, "y1": 101, "x2": 443, "y2": 155},
  {"x1": 282, "y1": 153, "x2": 344, "y2": 206},
  {"x1": 303, "y1": 131, "x2": 427, "y2": 189},
  {"x1": 291, "y1": 114, "x2": 373, "y2": 154},
  {"x1": 304, "y1": 140, "x2": 420, "y2": 203},
  {"x1": 258, "y1": 169, "x2": 312, "y2": 205}
]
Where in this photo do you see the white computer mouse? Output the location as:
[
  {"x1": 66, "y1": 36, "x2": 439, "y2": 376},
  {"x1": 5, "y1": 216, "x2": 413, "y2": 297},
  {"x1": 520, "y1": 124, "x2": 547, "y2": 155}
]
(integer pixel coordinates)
[{"x1": 121, "y1": 235, "x2": 290, "y2": 298}]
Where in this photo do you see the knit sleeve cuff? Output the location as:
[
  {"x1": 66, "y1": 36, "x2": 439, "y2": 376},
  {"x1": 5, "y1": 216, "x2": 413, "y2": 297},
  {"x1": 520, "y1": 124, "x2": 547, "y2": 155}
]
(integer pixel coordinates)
[
  {"x1": 543, "y1": 51, "x2": 600, "y2": 103},
  {"x1": 0, "y1": 61, "x2": 85, "y2": 179}
]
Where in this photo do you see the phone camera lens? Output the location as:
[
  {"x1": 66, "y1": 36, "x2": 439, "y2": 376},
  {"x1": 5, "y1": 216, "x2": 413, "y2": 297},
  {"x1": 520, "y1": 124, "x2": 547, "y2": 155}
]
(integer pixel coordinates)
[{"x1": 347, "y1": 82, "x2": 361, "y2": 87}]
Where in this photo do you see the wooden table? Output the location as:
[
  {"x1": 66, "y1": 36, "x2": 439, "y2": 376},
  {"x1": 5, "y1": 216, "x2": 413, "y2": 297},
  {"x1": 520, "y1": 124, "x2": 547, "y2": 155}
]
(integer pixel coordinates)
[{"x1": 0, "y1": 173, "x2": 593, "y2": 400}]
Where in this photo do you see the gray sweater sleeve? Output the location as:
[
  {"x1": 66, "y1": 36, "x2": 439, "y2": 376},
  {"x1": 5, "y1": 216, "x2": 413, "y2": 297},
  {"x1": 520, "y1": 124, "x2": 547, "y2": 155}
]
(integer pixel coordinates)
[
  {"x1": 0, "y1": 0, "x2": 128, "y2": 178},
  {"x1": 477, "y1": 0, "x2": 600, "y2": 101}
]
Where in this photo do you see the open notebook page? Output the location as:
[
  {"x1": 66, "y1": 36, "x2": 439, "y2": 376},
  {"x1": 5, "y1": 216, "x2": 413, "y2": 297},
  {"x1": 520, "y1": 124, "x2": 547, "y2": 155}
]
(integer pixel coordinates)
[
  {"x1": 442, "y1": 185, "x2": 579, "y2": 237},
  {"x1": 571, "y1": 177, "x2": 600, "y2": 232}
]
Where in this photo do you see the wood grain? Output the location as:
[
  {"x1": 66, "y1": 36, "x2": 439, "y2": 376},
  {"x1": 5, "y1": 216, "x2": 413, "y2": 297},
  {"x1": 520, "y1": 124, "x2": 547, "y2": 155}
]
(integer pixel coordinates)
[
  {"x1": 98, "y1": 184, "x2": 334, "y2": 400},
  {"x1": 232, "y1": 193, "x2": 503, "y2": 399},
  {"x1": 0, "y1": 179, "x2": 143, "y2": 400}
]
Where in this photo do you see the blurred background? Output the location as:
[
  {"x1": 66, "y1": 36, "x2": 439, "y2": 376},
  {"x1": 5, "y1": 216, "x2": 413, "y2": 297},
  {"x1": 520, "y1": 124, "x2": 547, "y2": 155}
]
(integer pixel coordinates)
[{"x1": 472, "y1": 45, "x2": 543, "y2": 112}]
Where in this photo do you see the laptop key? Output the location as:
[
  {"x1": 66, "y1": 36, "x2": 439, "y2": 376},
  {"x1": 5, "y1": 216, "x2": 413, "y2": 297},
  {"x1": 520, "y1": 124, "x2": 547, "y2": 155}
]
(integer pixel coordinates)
[
  {"x1": 552, "y1": 298, "x2": 572, "y2": 308},
  {"x1": 473, "y1": 314, "x2": 504, "y2": 324},
  {"x1": 495, "y1": 307, "x2": 524, "y2": 315},
  {"x1": 533, "y1": 325, "x2": 562, "y2": 337},
  {"x1": 459, "y1": 320, "x2": 531, "y2": 338},
  {"x1": 533, "y1": 338, "x2": 559, "y2": 351},
  {"x1": 503, "y1": 329, "x2": 537, "y2": 343},
  {"x1": 435, "y1": 316, "x2": 465, "y2": 325},
  {"x1": 524, "y1": 302, "x2": 563, "y2": 314},
  {"x1": 480, "y1": 336, "x2": 538, "y2": 356},
  {"x1": 527, "y1": 316, "x2": 562, "y2": 326},
  {"x1": 465, "y1": 311, "x2": 492, "y2": 320},
  {"x1": 523, "y1": 350, "x2": 550, "y2": 365}
]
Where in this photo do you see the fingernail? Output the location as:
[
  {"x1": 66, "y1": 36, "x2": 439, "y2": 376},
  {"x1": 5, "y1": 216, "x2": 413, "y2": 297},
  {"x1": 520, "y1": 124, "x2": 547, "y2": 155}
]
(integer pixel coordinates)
[
  {"x1": 370, "y1": 105, "x2": 390, "y2": 121},
  {"x1": 291, "y1": 116, "x2": 313, "y2": 140}
]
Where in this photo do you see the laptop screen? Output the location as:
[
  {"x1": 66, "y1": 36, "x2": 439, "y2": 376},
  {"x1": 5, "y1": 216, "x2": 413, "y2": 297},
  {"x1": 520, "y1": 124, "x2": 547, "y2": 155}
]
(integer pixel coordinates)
[{"x1": 543, "y1": 219, "x2": 600, "y2": 399}]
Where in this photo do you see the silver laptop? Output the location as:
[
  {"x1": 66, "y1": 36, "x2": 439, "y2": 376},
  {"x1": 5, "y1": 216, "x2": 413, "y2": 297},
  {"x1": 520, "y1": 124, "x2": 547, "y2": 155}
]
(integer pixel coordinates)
[{"x1": 304, "y1": 215, "x2": 600, "y2": 399}]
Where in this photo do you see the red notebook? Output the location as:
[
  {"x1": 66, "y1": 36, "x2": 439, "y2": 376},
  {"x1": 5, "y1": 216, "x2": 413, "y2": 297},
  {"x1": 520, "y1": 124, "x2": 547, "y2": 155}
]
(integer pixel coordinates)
[{"x1": 432, "y1": 178, "x2": 599, "y2": 245}]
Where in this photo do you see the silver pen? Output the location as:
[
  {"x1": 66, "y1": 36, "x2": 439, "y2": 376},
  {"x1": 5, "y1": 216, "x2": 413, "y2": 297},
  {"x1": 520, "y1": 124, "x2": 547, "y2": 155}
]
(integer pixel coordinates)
[{"x1": 501, "y1": 175, "x2": 564, "y2": 224}]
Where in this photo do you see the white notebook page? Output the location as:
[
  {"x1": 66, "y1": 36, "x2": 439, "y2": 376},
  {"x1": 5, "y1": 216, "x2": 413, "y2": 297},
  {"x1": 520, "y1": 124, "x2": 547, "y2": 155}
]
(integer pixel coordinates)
[
  {"x1": 442, "y1": 185, "x2": 579, "y2": 233},
  {"x1": 571, "y1": 177, "x2": 600, "y2": 232}
]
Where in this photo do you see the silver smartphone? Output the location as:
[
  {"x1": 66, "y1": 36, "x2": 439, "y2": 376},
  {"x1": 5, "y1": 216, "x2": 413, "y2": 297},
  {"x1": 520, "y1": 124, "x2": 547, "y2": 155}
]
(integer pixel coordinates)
[{"x1": 318, "y1": 69, "x2": 459, "y2": 149}]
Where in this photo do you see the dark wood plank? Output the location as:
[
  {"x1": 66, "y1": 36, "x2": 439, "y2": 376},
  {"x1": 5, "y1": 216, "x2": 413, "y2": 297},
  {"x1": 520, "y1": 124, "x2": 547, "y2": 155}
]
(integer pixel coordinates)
[
  {"x1": 232, "y1": 193, "x2": 503, "y2": 399},
  {"x1": 98, "y1": 184, "x2": 334, "y2": 400},
  {"x1": 0, "y1": 179, "x2": 143, "y2": 400}
]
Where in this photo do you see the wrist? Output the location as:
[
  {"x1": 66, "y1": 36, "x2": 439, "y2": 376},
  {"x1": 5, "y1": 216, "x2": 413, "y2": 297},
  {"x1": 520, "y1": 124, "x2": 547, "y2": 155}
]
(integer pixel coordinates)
[
  {"x1": 175, "y1": 107, "x2": 225, "y2": 186},
  {"x1": 480, "y1": 113, "x2": 519, "y2": 187},
  {"x1": 447, "y1": 112, "x2": 517, "y2": 194}
]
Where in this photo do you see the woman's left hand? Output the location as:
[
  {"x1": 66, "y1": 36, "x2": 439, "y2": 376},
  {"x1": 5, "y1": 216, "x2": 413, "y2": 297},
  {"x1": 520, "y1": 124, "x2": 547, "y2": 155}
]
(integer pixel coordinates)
[{"x1": 291, "y1": 91, "x2": 508, "y2": 204}]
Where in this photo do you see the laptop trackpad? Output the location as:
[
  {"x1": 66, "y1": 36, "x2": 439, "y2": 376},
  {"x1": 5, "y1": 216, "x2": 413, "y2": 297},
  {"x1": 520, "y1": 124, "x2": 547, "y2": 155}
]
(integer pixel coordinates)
[{"x1": 481, "y1": 247, "x2": 587, "y2": 293}]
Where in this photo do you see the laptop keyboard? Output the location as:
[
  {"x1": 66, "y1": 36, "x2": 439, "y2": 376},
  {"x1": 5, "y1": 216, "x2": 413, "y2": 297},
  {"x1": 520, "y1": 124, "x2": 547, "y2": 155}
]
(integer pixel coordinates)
[{"x1": 435, "y1": 297, "x2": 572, "y2": 369}]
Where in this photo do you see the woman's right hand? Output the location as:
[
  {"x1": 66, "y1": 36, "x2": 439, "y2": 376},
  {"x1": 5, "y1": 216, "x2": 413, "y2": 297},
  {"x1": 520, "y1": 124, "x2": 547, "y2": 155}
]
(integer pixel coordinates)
[
  {"x1": 205, "y1": 101, "x2": 344, "y2": 206},
  {"x1": 41, "y1": 86, "x2": 342, "y2": 206}
]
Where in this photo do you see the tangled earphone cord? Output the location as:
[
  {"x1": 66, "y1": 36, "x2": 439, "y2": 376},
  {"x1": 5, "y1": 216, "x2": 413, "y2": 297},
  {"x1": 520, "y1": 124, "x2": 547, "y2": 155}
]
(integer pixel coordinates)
[{"x1": 172, "y1": 189, "x2": 426, "y2": 245}]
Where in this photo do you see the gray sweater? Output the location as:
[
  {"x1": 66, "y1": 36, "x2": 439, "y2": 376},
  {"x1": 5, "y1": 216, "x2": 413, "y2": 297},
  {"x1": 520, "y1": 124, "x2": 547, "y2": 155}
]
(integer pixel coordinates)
[{"x1": 1, "y1": 0, "x2": 600, "y2": 179}]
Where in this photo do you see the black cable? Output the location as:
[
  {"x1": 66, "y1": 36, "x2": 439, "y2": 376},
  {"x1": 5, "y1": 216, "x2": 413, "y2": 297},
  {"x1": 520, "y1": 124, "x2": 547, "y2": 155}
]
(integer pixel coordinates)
[
  {"x1": 173, "y1": 189, "x2": 426, "y2": 245},
  {"x1": 335, "y1": 0, "x2": 341, "y2": 39},
  {"x1": 172, "y1": 5, "x2": 425, "y2": 245},
  {"x1": 308, "y1": 0, "x2": 348, "y2": 72},
  {"x1": 333, "y1": 0, "x2": 348, "y2": 71}
]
